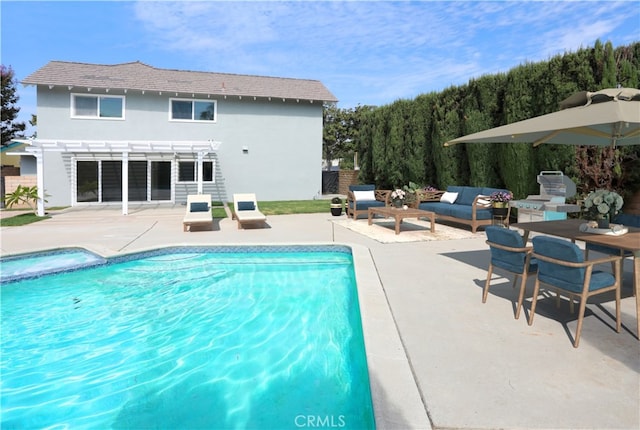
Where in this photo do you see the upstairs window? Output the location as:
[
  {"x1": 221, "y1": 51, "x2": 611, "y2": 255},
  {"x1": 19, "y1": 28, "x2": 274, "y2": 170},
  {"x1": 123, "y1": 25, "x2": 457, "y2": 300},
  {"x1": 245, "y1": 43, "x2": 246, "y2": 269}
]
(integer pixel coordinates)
[
  {"x1": 170, "y1": 98, "x2": 217, "y2": 122},
  {"x1": 71, "y1": 94, "x2": 124, "y2": 119}
]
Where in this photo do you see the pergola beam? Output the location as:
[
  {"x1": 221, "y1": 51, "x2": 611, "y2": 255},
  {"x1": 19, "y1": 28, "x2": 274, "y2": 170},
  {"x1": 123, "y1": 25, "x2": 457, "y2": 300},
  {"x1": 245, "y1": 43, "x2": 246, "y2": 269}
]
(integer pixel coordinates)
[{"x1": 14, "y1": 139, "x2": 222, "y2": 216}]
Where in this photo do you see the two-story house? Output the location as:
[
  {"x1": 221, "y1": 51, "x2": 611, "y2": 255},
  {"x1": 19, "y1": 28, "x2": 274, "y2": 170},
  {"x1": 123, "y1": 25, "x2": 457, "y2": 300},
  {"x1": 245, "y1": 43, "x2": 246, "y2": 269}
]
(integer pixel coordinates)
[{"x1": 16, "y1": 61, "x2": 337, "y2": 215}]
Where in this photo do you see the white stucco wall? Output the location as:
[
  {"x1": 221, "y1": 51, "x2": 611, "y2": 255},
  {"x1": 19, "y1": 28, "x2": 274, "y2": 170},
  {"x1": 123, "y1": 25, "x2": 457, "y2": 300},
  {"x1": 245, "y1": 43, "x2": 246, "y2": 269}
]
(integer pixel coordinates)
[{"x1": 35, "y1": 87, "x2": 323, "y2": 204}]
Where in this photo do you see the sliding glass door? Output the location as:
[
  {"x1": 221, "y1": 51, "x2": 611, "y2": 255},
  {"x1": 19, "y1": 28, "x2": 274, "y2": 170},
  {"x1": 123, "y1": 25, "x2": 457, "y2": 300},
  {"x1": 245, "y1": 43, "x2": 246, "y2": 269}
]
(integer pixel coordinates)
[
  {"x1": 75, "y1": 160, "x2": 172, "y2": 204},
  {"x1": 151, "y1": 162, "x2": 171, "y2": 200},
  {"x1": 102, "y1": 161, "x2": 122, "y2": 202},
  {"x1": 128, "y1": 161, "x2": 148, "y2": 201},
  {"x1": 76, "y1": 161, "x2": 98, "y2": 202}
]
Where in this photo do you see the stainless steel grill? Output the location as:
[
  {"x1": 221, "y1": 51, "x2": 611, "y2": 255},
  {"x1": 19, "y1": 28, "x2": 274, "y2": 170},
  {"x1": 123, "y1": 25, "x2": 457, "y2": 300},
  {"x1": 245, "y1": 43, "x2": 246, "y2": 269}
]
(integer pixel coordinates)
[{"x1": 510, "y1": 171, "x2": 581, "y2": 223}]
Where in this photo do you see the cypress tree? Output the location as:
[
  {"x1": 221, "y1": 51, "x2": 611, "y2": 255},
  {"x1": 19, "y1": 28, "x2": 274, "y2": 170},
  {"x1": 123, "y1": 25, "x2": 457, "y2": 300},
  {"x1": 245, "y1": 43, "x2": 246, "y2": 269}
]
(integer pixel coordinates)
[
  {"x1": 1, "y1": 65, "x2": 26, "y2": 146},
  {"x1": 601, "y1": 41, "x2": 618, "y2": 87}
]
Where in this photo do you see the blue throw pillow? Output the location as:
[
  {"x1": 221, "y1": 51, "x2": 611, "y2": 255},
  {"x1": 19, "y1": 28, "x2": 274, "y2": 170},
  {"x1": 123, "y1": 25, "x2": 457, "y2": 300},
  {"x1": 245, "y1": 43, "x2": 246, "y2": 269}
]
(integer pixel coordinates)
[
  {"x1": 237, "y1": 201, "x2": 255, "y2": 211},
  {"x1": 190, "y1": 202, "x2": 209, "y2": 212}
]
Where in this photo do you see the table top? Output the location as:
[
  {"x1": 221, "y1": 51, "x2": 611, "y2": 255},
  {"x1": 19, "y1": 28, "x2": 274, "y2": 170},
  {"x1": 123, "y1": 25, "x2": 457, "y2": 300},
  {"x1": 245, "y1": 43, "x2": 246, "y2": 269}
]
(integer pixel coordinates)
[
  {"x1": 368, "y1": 206, "x2": 435, "y2": 217},
  {"x1": 512, "y1": 219, "x2": 640, "y2": 253}
]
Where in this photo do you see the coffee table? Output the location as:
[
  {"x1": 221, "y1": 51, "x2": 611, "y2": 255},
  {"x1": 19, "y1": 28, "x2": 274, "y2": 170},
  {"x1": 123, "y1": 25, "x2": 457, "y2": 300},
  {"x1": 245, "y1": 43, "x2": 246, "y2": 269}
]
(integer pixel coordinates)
[{"x1": 367, "y1": 206, "x2": 436, "y2": 235}]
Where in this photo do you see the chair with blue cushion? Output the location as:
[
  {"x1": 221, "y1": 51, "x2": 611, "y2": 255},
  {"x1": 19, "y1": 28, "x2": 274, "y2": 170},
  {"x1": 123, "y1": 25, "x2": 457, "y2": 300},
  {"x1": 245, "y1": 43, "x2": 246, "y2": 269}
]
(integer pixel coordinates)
[
  {"x1": 530, "y1": 236, "x2": 622, "y2": 347},
  {"x1": 484, "y1": 226, "x2": 537, "y2": 319},
  {"x1": 346, "y1": 184, "x2": 390, "y2": 219}
]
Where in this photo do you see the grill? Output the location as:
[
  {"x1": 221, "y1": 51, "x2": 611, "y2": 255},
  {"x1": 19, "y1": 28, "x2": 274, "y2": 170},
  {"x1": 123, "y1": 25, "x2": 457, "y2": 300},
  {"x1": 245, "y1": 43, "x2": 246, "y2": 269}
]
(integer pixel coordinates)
[{"x1": 510, "y1": 171, "x2": 581, "y2": 223}]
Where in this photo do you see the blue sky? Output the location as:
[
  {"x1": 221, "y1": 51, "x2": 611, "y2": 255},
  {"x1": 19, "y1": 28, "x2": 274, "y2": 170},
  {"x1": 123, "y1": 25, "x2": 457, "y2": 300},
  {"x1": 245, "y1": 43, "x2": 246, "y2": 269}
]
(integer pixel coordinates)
[{"x1": 1, "y1": 0, "x2": 639, "y2": 132}]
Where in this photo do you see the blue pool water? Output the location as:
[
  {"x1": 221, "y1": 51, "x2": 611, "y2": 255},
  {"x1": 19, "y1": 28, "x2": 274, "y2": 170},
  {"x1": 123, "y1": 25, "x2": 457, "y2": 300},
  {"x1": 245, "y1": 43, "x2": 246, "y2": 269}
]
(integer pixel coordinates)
[{"x1": 0, "y1": 246, "x2": 375, "y2": 429}]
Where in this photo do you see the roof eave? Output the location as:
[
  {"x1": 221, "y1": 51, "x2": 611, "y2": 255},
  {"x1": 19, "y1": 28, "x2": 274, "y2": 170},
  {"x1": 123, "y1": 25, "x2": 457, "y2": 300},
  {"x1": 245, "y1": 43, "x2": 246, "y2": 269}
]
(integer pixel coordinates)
[{"x1": 26, "y1": 82, "x2": 337, "y2": 104}]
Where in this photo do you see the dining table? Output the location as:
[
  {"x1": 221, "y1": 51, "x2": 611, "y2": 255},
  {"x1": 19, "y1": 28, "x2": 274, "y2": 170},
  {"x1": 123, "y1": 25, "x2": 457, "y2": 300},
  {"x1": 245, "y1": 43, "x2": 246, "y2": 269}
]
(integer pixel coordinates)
[{"x1": 512, "y1": 219, "x2": 640, "y2": 339}]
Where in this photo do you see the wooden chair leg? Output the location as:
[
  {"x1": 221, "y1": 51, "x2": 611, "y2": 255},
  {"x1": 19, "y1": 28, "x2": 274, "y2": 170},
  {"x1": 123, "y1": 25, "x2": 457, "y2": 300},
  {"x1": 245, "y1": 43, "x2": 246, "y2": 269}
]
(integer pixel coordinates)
[
  {"x1": 483, "y1": 264, "x2": 494, "y2": 303},
  {"x1": 515, "y1": 273, "x2": 528, "y2": 320},
  {"x1": 528, "y1": 279, "x2": 541, "y2": 326},
  {"x1": 573, "y1": 296, "x2": 589, "y2": 348},
  {"x1": 615, "y1": 285, "x2": 622, "y2": 333},
  {"x1": 615, "y1": 259, "x2": 622, "y2": 333}
]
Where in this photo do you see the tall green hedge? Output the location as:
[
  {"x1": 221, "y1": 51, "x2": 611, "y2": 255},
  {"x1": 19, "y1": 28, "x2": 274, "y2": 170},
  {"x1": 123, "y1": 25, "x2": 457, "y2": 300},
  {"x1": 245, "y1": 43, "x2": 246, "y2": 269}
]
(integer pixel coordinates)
[{"x1": 355, "y1": 40, "x2": 640, "y2": 199}]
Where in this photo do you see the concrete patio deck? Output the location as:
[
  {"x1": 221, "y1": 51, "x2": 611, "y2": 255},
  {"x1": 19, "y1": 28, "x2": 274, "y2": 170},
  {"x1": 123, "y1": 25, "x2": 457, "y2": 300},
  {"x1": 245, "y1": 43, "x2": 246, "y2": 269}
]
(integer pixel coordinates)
[{"x1": 1, "y1": 206, "x2": 638, "y2": 430}]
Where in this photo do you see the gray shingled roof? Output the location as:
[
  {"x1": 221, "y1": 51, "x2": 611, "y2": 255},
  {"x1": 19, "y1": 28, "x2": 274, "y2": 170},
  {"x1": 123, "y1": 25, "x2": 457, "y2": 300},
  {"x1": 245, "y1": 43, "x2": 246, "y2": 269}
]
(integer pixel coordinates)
[{"x1": 22, "y1": 61, "x2": 338, "y2": 103}]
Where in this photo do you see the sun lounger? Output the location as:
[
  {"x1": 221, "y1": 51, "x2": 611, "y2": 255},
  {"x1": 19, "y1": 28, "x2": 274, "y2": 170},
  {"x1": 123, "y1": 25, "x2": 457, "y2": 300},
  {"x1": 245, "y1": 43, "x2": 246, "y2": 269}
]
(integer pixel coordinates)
[
  {"x1": 183, "y1": 194, "x2": 213, "y2": 232},
  {"x1": 233, "y1": 193, "x2": 267, "y2": 229}
]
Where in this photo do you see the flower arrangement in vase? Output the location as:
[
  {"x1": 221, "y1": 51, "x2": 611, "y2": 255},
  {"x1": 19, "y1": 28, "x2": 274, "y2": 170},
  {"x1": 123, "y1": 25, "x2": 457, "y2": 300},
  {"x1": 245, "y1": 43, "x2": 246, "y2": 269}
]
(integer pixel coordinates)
[
  {"x1": 583, "y1": 189, "x2": 623, "y2": 229},
  {"x1": 489, "y1": 191, "x2": 513, "y2": 208},
  {"x1": 390, "y1": 188, "x2": 406, "y2": 208}
]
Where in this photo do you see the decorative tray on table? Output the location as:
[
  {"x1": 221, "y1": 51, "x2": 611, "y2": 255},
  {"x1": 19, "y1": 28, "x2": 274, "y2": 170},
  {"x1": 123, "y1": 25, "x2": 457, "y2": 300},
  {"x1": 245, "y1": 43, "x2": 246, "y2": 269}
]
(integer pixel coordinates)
[{"x1": 579, "y1": 222, "x2": 628, "y2": 236}]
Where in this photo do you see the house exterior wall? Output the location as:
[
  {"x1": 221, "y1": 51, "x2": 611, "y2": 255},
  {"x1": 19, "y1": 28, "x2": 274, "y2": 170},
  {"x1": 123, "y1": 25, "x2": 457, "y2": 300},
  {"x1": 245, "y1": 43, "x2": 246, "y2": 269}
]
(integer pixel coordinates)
[
  {"x1": 35, "y1": 86, "x2": 323, "y2": 205},
  {"x1": 20, "y1": 156, "x2": 37, "y2": 175}
]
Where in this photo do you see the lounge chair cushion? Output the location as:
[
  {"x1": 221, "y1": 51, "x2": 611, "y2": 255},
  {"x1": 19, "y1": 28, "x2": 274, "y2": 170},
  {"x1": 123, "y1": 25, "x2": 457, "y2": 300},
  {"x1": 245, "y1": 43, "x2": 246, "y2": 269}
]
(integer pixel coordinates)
[
  {"x1": 237, "y1": 201, "x2": 256, "y2": 211},
  {"x1": 190, "y1": 202, "x2": 210, "y2": 212}
]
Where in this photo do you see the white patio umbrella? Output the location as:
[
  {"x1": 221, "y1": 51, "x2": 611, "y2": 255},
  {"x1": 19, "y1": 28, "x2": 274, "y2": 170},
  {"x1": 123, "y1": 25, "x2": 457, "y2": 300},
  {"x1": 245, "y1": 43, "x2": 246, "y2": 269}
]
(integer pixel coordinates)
[{"x1": 444, "y1": 87, "x2": 640, "y2": 147}]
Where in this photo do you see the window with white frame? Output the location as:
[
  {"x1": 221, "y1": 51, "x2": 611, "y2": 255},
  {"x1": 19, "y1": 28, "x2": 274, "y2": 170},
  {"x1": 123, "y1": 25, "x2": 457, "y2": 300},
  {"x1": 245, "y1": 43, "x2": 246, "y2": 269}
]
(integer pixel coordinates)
[
  {"x1": 170, "y1": 98, "x2": 217, "y2": 122},
  {"x1": 71, "y1": 94, "x2": 125, "y2": 119},
  {"x1": 178, "y1": 161, "x2": 214, "y2": 182}
]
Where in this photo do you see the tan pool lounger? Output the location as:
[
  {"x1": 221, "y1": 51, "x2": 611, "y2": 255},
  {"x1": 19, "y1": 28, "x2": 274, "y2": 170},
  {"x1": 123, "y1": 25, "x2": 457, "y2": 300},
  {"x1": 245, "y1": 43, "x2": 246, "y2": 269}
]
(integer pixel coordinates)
[
  {"x1": 233, "y1": 193, "x2": 267, "y2": 229},
  {"x1": 183, "y1": 194, "x2": 213, "y2": 232}
]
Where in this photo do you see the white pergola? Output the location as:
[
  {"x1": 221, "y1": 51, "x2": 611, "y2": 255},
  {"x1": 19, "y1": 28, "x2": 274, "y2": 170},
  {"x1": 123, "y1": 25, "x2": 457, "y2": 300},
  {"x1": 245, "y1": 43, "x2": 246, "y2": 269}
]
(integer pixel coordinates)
[{"x1": 14, "y1": 139, "x2": 222, "y2": 216}]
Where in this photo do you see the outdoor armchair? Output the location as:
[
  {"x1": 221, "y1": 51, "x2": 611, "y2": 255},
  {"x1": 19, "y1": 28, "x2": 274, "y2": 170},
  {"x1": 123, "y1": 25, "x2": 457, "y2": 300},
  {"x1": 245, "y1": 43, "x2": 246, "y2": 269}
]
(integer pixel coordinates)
[
  {"x1": 346, "y1": 184, "x2": 390, "y2": 219},
  {"x1": 530, "y1": 236, "x2": 622, "y2": 348},
  {"x1": 484, "y1": 226, "x2": 537, "y2": 319}
]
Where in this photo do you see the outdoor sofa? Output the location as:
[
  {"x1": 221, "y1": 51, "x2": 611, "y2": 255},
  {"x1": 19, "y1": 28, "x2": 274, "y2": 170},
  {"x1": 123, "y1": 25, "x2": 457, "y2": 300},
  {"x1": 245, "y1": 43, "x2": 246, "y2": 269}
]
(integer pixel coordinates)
[{"x1": 414, "y1": 186, "x2": 512, "y2": 233}]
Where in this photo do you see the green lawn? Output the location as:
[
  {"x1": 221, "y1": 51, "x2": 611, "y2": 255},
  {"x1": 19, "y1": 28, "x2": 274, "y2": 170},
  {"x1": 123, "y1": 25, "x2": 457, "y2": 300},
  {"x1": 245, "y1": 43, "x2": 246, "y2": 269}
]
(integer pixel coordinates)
[
  {"x1": 0, "y1": 213, "x2": 51, "y2": 226},
  {"x1": 257, "y1": 199, "x2": 332, "y2": 215},
  {"x1": 1, "y1": 199, "x2": 338, "y2": 226}
]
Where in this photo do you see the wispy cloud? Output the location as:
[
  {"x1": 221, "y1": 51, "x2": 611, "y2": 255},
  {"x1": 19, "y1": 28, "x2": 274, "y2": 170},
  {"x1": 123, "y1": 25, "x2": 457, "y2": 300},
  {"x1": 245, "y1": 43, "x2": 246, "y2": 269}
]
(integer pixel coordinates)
[
  {"x1": 129, "y1": 1, "x2": 637, "y2": 107},
  {"x1": 4, "y1": 0, "x2": 637, "y2": 116}
]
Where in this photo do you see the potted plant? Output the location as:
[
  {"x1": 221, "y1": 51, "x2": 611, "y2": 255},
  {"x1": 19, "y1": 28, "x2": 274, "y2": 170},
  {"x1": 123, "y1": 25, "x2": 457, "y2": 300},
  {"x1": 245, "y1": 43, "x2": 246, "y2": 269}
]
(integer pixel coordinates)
[
  {"x1": 390, "y1": 188, "x2": 406, "y2": 208},
  {"x1": 489, "y1": 191, "x2": 513, "y2": 217},
  {"x1": 583, "y1": 189, "x2": 624, "y2": 229},
  {"x1": 330, "y1": 196, "x2": 343, "y2": 216}
]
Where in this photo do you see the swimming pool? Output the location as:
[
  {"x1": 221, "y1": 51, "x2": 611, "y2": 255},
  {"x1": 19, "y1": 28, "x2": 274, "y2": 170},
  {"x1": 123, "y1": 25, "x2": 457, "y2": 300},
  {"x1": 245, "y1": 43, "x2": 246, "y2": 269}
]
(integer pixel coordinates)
[{"x1": 0, "y1": 245, "x2": 375, "y2": 429}]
